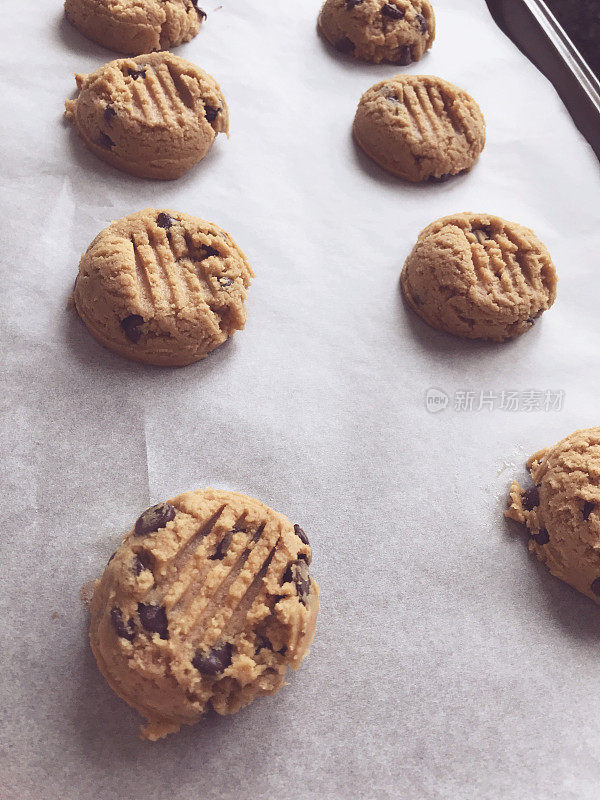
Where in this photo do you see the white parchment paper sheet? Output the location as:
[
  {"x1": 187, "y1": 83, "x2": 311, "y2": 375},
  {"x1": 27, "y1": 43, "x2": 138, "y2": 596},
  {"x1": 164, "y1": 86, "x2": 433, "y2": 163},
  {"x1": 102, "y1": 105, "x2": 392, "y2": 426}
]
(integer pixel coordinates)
[{"x1": 2, "y1": 1, "x2": 600, "y2": 798}]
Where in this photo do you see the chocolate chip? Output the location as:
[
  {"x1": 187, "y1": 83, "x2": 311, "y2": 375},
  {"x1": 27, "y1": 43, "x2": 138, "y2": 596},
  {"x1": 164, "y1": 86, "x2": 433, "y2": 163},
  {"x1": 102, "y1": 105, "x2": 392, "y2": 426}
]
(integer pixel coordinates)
[
  {"x1": 335, "y1": 36, "x2": 355, "y2": 53},
  {"x1": 98, "y1": 132, "x2": 115, "y2": 150},
  {"x1": 133, "y1": 557, "x2": 145, "y2": 576},
  {"x1": 218, "y1": 276, "x2": 233, "y2": 287},
  {"x1": 283, "y1": 560, "x2": 310, "y2": 604},
  {"x1": 583, "y1": 501, "x2": 595, "y2": 521},
  {"x1": 199, "y1": 245, "x2": 220, "y2": 260},
  {"x1": 156, "y1": 212, "x2": 174, "y2": 229},
  {"x1": 137, "y1": 603, "x2": 169, "y2": 639},
  {"x1": 294, "y1": 524, "x2": 309, "y2": 546},
  {"x1": 210, "y1": 531, "x2": 234, "y2": 560},
  {"x1": 395, "y1": 45, "x2": 413, "y2": 66},
  {"x1": 473, "y1": 228, "x2": 491, "y2": 245},
  {"x1": 110, "y1": 608, "x2": 135, "y2": 641},
  {"x1": 415, "y1": 12, "x2": 428, "y2": 33},
  {"x1": 532, "y1": 529, "x2": 549, "y2": 545},
  {"x1": 108, "y1": 550, "x2": 116, "y2": 564},
  {"x1": 192, "y1": 642, "x2": 233, "y2": 675},
  {"x1": 103, "y1": 105, "x2": 116, "y2": 124},
  {"x1": 522, "y1": 486, "x2": 539, "y2": 511},
  {"x1": 204, "y1": 104, "x2": 219, "y2": 122},
  {"x1": 120, "y1": 314, "x2": 144, "y2": 343},
  {"x1": 133, "y1": 551, "x2": 154, "y2": 575},
  {"x1": 255, "y1": 635, "x2": 272, "y2": 652},
  {"x1": 526, "y1": 309, "x2": 544, "y2": 325},
  {"x1": 191, "y1": 0, "x2": 207, "y2": 19},
  {"x1": 345, "y1": 0, "x2": 364, "y2": 7},
  {"x1": 429, "y1": 173, "x2": 453, "y2": 183},
  {"x1": 134, "y1": 502, "x2": 176, "y2": 537},
  {"x1": 473, "y1": 225, "x2": 493, "y2": 241},
  {"x1": 382, "y1": 3, "x2": 405, "y2": 20},
  {"x1": 591, "y1": 578, "x2": 600, "y2": 596},
  {"x1": 128, "y1": 68, "x2": 146, "y2": 80}
]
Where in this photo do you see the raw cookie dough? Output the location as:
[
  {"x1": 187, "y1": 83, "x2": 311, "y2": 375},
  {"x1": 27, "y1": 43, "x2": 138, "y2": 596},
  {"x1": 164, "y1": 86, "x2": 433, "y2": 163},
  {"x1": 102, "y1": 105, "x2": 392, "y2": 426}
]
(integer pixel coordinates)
[
  {"x1": 89, "y1": 489, "x2": 319, "y2": 740},
  {"x1": 318, "y1": 0, "x2": 435, "y2": 65},
  {"x1": 401, "y1": 212, "x2": 557, "y2": 340},
  {"x1": 72, "y1": 208, "x2": 253, "y2": 366},
  {"x1": 64, "y1": 0, "x2": 205, "y2": 55},
  {"x1": 64, "y1": 52, "x2": 228, "y2": 180},
  {"x1": 506, "y1": 427, "x2": 600, "y2": 603},
  {"x1": 353, "y1": 75, "x2": 485, "y2": 181}
]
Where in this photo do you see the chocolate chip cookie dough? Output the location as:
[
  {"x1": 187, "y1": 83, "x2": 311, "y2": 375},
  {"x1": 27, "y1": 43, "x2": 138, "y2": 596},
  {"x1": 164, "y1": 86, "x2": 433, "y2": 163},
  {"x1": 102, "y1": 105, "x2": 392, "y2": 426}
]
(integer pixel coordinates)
[
  {"x1": 401, "y1": 213, "x2": 557, "y2": 340},
  {"x1": 353, "y1": 75, "x2": 485, "y2": 182},
  {"x1": 64, "y1": 52, "x2": 228, "y2": 180},
  {"x1": 506, "y1": 428, "x2": 600, "y2": 603},
  {"x1": 72, "y1": 209, "x2": 253, "y2": 366},
  {"x1": 318, "y1": 0, "x2": 435, "y2": 65},
  {"x1": 89, "y1": 489, "x2": 319, "y2": 740},
  {"x1": 64, "y1": 0, "x2": 205, "y2": 56}
]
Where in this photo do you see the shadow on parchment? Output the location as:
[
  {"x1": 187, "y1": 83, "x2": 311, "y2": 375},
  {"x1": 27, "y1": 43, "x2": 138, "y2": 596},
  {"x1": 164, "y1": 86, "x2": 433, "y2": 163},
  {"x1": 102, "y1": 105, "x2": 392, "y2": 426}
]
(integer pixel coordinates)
[
  {"x1": 68, "y1": 615, "x2": 239, "y2": 765},
  {"x1": 54, "y1": 11, "x2": 113, "y2": 60},
  {"x1": 503, "y1": 514, "x2": 600, "y2": 643},
  {"x1": 349, "y1": 128, "x2": 478, "y2": 191},
  {"x1": 394, "y1": 276, "x2": 529, "y2": 361},
  {"x1": 60, "y1": 106, "x2": 227, "y2": 201},
  {"x1": 67, "y1": 608, "x2": 294, "y2": 793},
  {"x1": 61, "y1": 296, "x2": 239, "y2": 389},
  {"x1": 54, "y1": 9, "x2": 199, "y2": 60}
]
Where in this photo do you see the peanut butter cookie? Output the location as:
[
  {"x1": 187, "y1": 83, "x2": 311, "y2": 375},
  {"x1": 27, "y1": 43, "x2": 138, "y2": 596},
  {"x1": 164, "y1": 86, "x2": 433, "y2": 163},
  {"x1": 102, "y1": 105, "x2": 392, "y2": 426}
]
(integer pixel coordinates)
[
  {"x1": 72, "y1": 209, "x2": 253, "y2": 366},
  {"x1": 89, "y1": 489, "x2": 319, "y2": 739},
  {"x1": 65, "y1": 52, "x2": 228, "y2": 180},
  {"x1": 506, "y1": 428, "x2": 600, "y2": 603},
  {"x1": 64, "y1": 0, "x2": 205, "y2": 55},
  {"x1": 318, "y1": 0, "x2": 435, "y2": 65},
  {"x1": 353, "y1": 75, "x2": 485, "y2": 182},
  {"x1": 401, "y1": 213, "x2": 557, "y2": 340}
]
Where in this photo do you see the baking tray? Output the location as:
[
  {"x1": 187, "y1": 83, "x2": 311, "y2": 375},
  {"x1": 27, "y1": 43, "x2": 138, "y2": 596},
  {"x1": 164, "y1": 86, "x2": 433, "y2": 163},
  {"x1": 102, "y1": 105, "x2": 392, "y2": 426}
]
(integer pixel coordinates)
[
  {"x1": 486, "y1": 0, "x2": 600, "y2": 158},
  {"x1": 2, "y1": 1, "x2": 600, "y2": 799}
]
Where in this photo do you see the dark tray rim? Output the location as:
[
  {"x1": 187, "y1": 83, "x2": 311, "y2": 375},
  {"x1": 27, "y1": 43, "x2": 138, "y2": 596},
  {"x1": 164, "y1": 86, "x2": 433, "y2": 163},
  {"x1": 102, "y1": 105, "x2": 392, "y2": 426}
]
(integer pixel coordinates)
[{"x1": 486, "y1": 0, "x2": 600, "y2": 158}]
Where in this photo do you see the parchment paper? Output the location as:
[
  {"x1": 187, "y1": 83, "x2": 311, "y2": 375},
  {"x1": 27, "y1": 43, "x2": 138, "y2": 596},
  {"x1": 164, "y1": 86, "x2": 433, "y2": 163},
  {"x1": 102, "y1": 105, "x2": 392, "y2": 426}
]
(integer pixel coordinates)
[{"x1": 2, "y1": 1, "x2": 600, "y2": 798}]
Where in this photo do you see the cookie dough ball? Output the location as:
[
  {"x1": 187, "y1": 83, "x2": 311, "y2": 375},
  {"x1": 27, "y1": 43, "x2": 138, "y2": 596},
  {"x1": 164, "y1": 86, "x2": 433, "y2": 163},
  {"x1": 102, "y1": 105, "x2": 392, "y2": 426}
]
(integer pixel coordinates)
[
  {"x1": 318, "y1": 0, "x2": 435, "y2": 65},
  {"x1": 64, "y1": 0, "x2": 205, "y2": 55},
  {"x1": 89, "y1": 489, "x2": 319, "y2": 740},
  {"x1": 506, "y1": 428, "x2": 600, "y2": 603},
  {"x1": 353, "y1": 75, "x2": 485, "y2": 181},
  {"x1": 401, "y1": 213, "x2": 557, "y2": 341},
  {"x1": 64, "y1": 52, "x2": 228, "y2": 180},
  {"x1": 72, "y1": 209, "x2": 253, "y2": 366}
]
